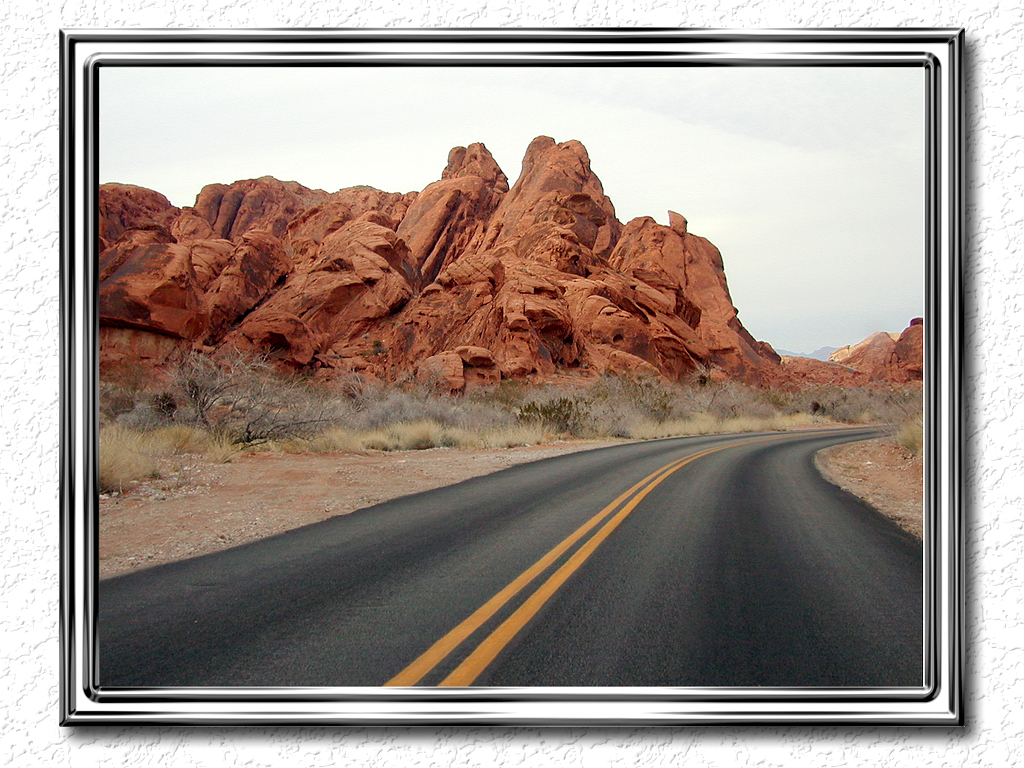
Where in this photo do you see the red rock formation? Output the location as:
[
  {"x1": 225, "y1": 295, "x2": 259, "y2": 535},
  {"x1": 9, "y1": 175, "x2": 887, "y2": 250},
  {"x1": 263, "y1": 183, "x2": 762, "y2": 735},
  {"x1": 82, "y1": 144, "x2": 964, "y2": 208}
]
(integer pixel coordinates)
[
  {"x1": 830, "y1": 331, "x2": 898, "y2": 372},
  {"x1": 170, "y1": 208, "x2": 216, "y2": 242},
  {"x1": 202, "y1": 230, "x2": 292, "y2": 341},
  {"x1": 890, "y1": 318, "x2": 924, "y2": 383},
  {"x1": 396, "y1": 143, "x2": 508, "y2": 286},
  {"x1": 476, "y1": 136, "x2": 621, "y2": 259},
  {"x1": 98, "y1": 184, "x2": 180, "y2": 250},
  {"x1": 98, "y1": 137, "x2": 788, "y2": 389},
  {"x1": 776, "y1": 356, "x2": 873, "y2": 389},
  {"x1": 218, "y1": 214, "x2": 416, "y2": 369},
  {"x1": 193, "y1": 177, "x2": 330, "y2": 241},
  {"x1": 287, "y1": 187, "x2": 418, "y2": 259},
  {"x1": 98, "y1": 236, "x2": 209, "y2": 341},
  {"x1": 827, "y1": 319, "x2": 924, "y2": 385},
  {"x1": 353, "y1": 137, "x2": 739, "y2": 389},
  {"x1": 608, "y1": 213, "x2": 778, "y2": 384}
]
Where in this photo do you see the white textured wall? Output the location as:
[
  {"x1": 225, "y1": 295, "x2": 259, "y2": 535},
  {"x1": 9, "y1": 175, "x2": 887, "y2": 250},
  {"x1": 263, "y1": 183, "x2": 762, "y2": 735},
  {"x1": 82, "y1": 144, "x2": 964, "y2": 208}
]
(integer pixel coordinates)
[{"x1": 2, "y1": 2, "x2": 1015, "y2": 764}]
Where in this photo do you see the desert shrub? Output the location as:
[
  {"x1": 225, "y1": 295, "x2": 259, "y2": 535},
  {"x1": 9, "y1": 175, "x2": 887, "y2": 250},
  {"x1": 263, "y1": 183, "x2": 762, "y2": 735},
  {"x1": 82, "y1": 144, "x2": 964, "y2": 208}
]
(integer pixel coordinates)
[
  {"x1": 344, "y1": 385, "x2": 512, "y2": 433},
  {"x1": 896, "y1": 420, "x2": 924, "y2": 455},
  {"x1": 588, "y1": 374, "x2": 674, "y2": 423},
  {"x1": 172, "y1": 351, "x2": 349, "y2": 444},
  {"x1": 479, "y1": 423, "x2": 549, "y2": 448},
  {"x1": 288, "y1": 428, "x2": 365, "y2": 454},
  {"x1": 517, "y1": 396, "x2": 589, "y2": 435},
  {"x1": 98, "y1": 425, "x2": 167, "y2": 492},
  {"x1": 688, "y1": 380, "x2": 778, "y2": 420},
  {"x1": 268, "y1": 420, "x2": 550, "y2": 455},
  {"x1": 99, "y1": 382, "x2": 140, "y2": 424},
  {"x1": 622, "y1": 412, "x2": 817, "y2": 440},
  {"x1": 389, "y1": 421, "x2": 446, "y2": 450},
  {"x1": 151, "y1": 391, "x2": 179, "y2": 420},
  {"x1": 144, "y1": 424, "x2": 210, "y2": 453},
  {"x1": 783, "y1": 386, "x2": 922, "y2": 424}
]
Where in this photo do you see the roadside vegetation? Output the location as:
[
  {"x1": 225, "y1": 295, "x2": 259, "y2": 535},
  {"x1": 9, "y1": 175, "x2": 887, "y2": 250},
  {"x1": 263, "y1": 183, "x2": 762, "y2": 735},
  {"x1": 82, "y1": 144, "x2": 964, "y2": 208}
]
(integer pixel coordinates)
[{"x1": 98, "y1": 352, "x2": 923, "y2": 493}]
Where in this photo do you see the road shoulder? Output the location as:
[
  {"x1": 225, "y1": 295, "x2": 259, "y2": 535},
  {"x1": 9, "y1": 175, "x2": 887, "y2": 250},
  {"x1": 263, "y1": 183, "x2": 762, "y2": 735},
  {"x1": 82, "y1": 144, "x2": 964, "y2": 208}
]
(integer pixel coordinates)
[
  {"x1": 98, "y1": 439, "x2": 622, "y2": 580},
  {"x1": 814, "y1": 436, "x2": 923, "y2": 540}
]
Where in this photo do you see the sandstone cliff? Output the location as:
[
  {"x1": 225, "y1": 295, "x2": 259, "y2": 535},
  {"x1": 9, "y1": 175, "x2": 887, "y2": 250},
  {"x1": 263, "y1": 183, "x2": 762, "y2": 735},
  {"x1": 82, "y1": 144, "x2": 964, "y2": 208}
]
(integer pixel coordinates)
[{"x1": 98, "y1": 137, "x2": 784, "y2": 389}]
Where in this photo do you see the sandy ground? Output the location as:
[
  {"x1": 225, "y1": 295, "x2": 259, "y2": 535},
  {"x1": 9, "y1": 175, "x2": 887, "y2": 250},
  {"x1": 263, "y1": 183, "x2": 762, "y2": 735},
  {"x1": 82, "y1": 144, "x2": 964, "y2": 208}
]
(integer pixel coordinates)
[
  {"x1": 815, "y1": 437, "x2": 924, "y2": 540},
  {"x1": 98, "y1": 440, "x2": 621, "y2": 579},
  {"x1": 99, "y1": 432, "x2": 923, "y2": 580}
]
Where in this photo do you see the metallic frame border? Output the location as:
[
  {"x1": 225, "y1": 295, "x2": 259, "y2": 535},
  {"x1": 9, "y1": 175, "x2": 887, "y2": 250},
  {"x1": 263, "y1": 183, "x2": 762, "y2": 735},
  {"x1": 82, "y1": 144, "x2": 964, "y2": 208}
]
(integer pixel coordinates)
[{"x1": 59, "y1": 28, "x2": 964, "y2": 726}]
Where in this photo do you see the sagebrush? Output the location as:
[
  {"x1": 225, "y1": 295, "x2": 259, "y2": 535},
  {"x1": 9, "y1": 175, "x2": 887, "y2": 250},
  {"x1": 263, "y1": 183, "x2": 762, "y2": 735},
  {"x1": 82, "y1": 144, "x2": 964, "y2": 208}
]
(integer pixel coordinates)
[{"x1": 100, "y1": 353, "x2": 923, "y2": 484}]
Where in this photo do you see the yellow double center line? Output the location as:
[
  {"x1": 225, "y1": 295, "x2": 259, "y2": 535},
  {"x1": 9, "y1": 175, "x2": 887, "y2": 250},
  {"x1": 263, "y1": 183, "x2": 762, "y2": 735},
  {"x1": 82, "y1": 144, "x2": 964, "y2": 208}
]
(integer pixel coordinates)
[{"x1": 384, "y1": 433, "x2": 791, "y2": 688}]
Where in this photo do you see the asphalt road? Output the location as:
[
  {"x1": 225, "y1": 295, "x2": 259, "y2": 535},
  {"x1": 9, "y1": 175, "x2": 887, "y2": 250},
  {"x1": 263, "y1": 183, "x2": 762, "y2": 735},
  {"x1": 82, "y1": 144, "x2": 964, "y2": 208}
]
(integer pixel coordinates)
[{"x1": 98, "y1": 427, "x2": 923, "y2": 688}]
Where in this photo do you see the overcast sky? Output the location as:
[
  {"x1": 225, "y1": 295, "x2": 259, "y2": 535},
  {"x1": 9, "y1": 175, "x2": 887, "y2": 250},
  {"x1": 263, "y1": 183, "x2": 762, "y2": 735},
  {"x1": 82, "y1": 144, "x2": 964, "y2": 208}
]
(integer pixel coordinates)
[{"x1": 100, "y1": 65, "x2": 924, "y2": 354}]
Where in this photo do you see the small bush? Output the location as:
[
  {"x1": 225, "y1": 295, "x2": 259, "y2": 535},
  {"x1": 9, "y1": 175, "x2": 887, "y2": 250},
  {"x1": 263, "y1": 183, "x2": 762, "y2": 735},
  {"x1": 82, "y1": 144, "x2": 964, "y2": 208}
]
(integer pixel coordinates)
[
  {"x1": 148, "y1": 424, "x2": 211, "y2": 454},
  {"x1": 517, "y1": 397, "x2": 588, "y2": 435},
  {"x1": 203, "y1": 432, "x2": 241, "y2": 463},
  {"x1": 98, "y1": 425, "x2": 167, "y2": 493},
  {"x1": 389, "y1": 421, "x2": 445, "y2": 451},
  {"x1": 896, "y1": 420, "x2": 924, "y2": 455},
  {"x1": 480, "y1": 423, "x2": 549, "y2": 448}
]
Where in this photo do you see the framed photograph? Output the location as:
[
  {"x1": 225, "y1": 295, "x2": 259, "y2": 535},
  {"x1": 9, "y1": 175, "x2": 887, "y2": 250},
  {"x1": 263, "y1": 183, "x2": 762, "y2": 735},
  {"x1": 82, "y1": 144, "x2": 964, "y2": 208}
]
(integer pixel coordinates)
[{"x1": 60, "y1": 29, "x2": 963, "y2": 725}]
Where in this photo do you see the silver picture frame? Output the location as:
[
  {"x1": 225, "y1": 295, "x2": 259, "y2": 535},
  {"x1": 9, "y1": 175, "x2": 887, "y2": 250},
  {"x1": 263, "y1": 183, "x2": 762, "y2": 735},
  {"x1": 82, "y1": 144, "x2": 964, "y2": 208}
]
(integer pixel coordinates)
[{"x1": 60, "y1": 28, "x2": 964, "y2": 725}]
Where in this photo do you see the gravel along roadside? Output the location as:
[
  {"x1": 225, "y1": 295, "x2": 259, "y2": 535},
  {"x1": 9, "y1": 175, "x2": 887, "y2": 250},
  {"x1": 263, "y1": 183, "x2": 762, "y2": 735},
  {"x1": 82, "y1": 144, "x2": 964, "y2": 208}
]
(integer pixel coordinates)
[
  {"x1": 98, "y1": 440, "x2": 621, "y2": 580},
  {"x1": 815, "y1": 436, "x2": 924, "y2": 540}
]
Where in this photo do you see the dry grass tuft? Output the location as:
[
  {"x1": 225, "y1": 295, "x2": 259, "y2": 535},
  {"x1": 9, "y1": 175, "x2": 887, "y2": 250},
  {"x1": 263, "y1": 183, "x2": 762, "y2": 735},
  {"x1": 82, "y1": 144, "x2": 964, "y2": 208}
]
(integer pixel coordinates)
[
  {"x1": 254, "y1": 421, "x2": 554, "y2": 456},
  {"x1": 99, "y1": 424, "x2": 241, "y2": 492},
  {"x1": 896, "y1": 420, "x2": 923, "y2": 455},
  {"x1": 624, "y1": 412, "x2": 821, "y2": 440},
  {"x1": 98, "y1": 425, "x2": 168, "y2": 493}
]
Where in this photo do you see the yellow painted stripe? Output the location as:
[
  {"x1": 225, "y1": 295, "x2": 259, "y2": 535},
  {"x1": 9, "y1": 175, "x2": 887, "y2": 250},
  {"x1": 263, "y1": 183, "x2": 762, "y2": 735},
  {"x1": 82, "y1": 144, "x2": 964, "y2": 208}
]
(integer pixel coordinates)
[
  {"x1": 438, "y1": 435, "x2": 788, "y2": 687},
  {"x1": 383, "y1": 448, "x2": 710, "y2": 687},
  {"x1": 386, "y1": 430, "x2": 816, "y2": 687}
]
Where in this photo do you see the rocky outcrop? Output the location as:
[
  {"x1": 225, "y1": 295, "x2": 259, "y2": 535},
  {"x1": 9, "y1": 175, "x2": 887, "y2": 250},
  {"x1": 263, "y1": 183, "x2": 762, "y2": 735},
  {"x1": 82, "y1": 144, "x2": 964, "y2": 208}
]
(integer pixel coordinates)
[
  {"x1": 193, "y1": 177, "x2": 330, "y2": 241},
  {"x1": 338, "y1": 137, "x2": 758, "y2": 389},
  {"x1": 890, "y1": 318, "x2": 924, "y2": 383},
  {"x1": 218, "y1": 214, "x2": 416, "y2": 369},
  {"x1": 828, "y1": 318, "x2": 924, "y2": 384},
  {"x1": 396, "y1": 143, "x2": 508, "y2": 286},
  {"x1": 98, "y1": 235, "x2": 209, "y2": 341},
  {"x1": 476, "y1": 136, "x2": 621, "y2": 260},
  {"x1": 98, "y1": 137, "x2": 788, "y2": 389},
  {"x1": 201, "y1": 230, "x2": 292, "y2": 340},
  {"x1": 98, "y1": 184, "x2": 180, "y2": 251},
  {"x1": 608, "y1": 213, "x2": 779, "y2": 383}
]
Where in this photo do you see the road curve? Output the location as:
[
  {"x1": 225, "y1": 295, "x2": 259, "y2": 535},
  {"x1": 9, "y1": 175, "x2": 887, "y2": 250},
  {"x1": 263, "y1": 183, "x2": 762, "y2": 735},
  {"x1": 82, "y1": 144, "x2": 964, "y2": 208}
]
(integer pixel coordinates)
[{"x1": 98, "y1": 427, "x2": 922, "y2": 688}]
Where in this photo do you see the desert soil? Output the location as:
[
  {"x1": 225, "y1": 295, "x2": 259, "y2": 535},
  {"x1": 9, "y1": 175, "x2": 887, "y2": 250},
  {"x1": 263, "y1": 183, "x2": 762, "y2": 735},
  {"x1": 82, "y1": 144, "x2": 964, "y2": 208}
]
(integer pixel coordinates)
[
  {"x1": 98, "y1": 440, "x2": 621, "y2": 580},
  {"x1": 99, "y1": 432, "x2": 923, "y2": 580},
  {"x1": 815, "y1": 437, "x2": 924, "y2": 540}
]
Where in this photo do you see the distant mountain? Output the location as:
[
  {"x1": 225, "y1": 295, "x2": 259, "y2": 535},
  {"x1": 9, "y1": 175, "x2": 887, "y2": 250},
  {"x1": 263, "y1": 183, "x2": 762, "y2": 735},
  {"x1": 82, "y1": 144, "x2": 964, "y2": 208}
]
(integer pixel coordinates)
[{"x1": 775, "y1": 346, "x2": 839, "y2": 361}]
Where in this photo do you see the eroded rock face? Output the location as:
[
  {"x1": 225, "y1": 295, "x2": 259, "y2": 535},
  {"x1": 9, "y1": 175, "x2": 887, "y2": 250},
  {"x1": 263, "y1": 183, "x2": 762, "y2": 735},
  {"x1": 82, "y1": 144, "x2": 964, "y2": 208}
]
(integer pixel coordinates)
[
  {"x1": 98, "y1": 237, "x2": 208, "y2": 341},
  {"x1": 202, "y1": 230, "x2": 292, "y2": 341},
  {"x1": 608, "y1": 215, "x2": 779, "y2": 383},
  {"x1": 219, "y1": 215, "x2": 416, "y2": 369},
  {"x1": 193, "y1": 177, "x2": 331, "y2": 241},
  {"x1": 397, "y1": 143, "x2": 508, "y2": 286},
  {"x1": 98, "y1": 137, "x2": 785, "y2": 389},
  {"x1": 777, "y1": 356, "x2": 873, "y2": 389},
  {"x1": 98, "y1": 184, "x2": 180, "y2": 251},
  {"x1": 478, "y1": 136, "x2": 621, "y2": 259},
  {"x1": 828, "y1": 319, "x2": 924, "y2": 384},
  {"x1": 890, "y1": 319, "x2": 924, "y2": 383}
]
